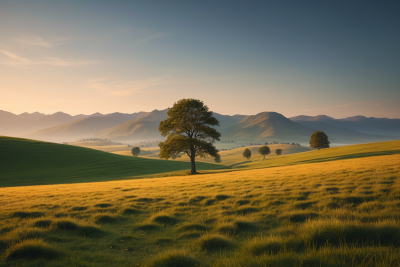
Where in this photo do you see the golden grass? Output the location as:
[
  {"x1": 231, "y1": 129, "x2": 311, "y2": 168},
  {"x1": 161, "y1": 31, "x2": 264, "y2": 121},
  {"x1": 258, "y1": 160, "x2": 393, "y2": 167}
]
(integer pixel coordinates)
[{"x1": 0, "y1": 152, "x2": 399, "y2": 266}]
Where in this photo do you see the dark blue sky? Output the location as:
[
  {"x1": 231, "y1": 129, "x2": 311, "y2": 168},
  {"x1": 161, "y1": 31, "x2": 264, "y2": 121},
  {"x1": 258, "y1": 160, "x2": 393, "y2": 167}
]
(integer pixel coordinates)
[{"x1": 1, "y1": 1, "x2": 399, "y2": 117}]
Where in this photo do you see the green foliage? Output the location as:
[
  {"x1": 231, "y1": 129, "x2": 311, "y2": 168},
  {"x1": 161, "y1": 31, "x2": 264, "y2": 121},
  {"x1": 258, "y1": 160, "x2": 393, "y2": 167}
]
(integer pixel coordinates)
[
  {"x1": 214, "y1": 154, "x2": 221, "y2": 163},
  {"x1": 158, "y1": 99, "x2": 221, "y2": 173},
  {"x1": 243, "y1": 148, "x2": 252, "y2": 159},
  {"x1": 276, "y1": 148, "x2": 282, "y2": 155},
  {"x1": 310, "y1": 131, "x2": 331, "y2": 150},
  {"x1": 131, "y1": 147, "x2": 140, "y2": 156},
  {"x1": 258, "y1": 145, "x2": 271, "y2": 159}
]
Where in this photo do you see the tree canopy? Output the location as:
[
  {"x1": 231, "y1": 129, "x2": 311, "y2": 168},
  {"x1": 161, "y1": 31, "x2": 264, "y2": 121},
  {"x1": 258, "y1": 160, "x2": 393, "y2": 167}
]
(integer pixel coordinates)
[
  {"x1": 309, "y1": 131, "x2": 331, "y2": 150},
  {"x1": 131, "y1": 147, "x2": 140, "y2": 156},
  {"x1": 275, "y1": 148, "x2": 282, "y2": 155},
  {"x1": 158, "y1": 99, "x2": 221, "y2": 174},
  {"x1": 243, "y1": 148, "x2": 251, "y2": 160},
  {"x1": 258, "y1": 145, "x2": 271, "y2": 160}
]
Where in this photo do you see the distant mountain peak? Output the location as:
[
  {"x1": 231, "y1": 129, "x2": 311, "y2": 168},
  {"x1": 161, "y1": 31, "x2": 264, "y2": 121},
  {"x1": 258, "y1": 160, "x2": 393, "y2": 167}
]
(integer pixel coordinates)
[{"x1": 290, "y1": 115, "x2": 335, "y2": 122}]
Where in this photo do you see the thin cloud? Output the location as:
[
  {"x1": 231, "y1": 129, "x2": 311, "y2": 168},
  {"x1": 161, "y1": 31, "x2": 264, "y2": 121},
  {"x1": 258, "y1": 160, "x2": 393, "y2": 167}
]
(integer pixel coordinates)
[
  {"x1": 86, "y1": 76, "x2": 170, "y2": 96},
  {"x1": 17, "y1": 36, "x2": 68, "y2": 47},
  {"x1": 0, "y1": 49, "x2": 101, "y2": 67}
]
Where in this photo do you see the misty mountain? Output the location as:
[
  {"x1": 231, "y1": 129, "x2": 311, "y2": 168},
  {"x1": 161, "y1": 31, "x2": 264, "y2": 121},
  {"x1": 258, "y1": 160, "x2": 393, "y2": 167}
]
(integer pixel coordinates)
[
  {"x1": 0, "y1": 112, "x2": 92, "y2": 137},
  {"x1": 219, "y1": 112, "x2": 315, "y2": 141},
  {"x1": 291, "y1": 115, "x2": 400, "y2": 136},
  {"x1": 0, "y1": 110, "x2": 46, "y2": 122},
  {"x1": 26, "y1": 112, "x2": 143, "y2": 142},
  {"x1": 94, "y1": 109, "x2": 246, "y2": 141}
]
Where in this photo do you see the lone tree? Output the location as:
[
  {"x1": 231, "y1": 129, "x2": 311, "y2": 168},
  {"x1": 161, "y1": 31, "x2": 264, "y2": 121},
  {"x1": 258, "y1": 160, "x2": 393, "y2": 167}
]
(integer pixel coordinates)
[
  {"x1": 214, "y1": 154, "x2": 222, "y2": 163},
  {"x1": 276, "y1": 148, "x2": 282, "y2": 155},
  {"x1": 309, "y1": 131, "x2": 330, "y2": 150},
  {"x1": 158, "y1": 99, "x2": 221, "y2": 174},
  {"x1": 243, "y1": 148, "x2": 252, "y2": 159},
  {"x1": 131, "y1": 147, "x2": 140, "y2": 156},
  {"x1": 258, "y1": 145, "x2": 271, "y2": 160}
]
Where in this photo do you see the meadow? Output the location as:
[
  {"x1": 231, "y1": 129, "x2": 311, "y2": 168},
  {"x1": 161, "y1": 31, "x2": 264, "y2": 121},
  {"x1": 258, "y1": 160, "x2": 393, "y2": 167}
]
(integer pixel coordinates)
[
  {"x1": 0, "y1": 140, "x2": 400, "y2": 266},
  {"x1": 106, "y1": 144, "x2": 311, "y2": 166},
  {"x1": 0, "y1": 136, "x2": 221, "y2": 187}
]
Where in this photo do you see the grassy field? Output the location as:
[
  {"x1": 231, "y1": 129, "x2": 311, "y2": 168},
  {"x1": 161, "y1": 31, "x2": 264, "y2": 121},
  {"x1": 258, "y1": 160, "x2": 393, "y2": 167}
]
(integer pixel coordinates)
[
  {"x1": 111, "y1": 144, "x2": 311, "y2": 166},
  {"x1": 0, "y1": 136, "x2": 222, "y2": 187},
  {"x1": 0, "y1": 140, "x2": 399, "y2": 266}
]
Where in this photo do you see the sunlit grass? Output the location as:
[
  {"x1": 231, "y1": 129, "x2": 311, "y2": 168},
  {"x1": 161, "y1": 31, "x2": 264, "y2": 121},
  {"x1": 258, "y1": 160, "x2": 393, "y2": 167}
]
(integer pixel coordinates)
[{"x1": 0, "y1": 144, "x2": 399, "y2": 266}]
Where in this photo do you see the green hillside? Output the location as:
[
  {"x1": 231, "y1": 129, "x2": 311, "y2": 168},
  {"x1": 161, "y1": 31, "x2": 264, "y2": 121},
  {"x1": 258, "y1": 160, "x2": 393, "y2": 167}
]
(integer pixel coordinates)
[
  {"x1": 0, "y1": 136, "x2": 222, "y2": 187},
  {"x1": 234, "y1": 140, "x2": 400, "y2": 170}
]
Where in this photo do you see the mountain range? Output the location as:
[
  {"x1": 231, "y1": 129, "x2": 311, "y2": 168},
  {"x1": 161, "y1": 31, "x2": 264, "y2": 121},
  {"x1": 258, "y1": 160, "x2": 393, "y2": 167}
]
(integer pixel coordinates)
[{"x1": 1, "y1": 109, "x2": 399, "y2": 144}]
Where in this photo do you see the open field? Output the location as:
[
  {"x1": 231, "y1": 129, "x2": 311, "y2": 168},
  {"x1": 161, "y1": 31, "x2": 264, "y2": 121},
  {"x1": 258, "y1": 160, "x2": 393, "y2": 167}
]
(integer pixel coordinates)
[
  {"x1": 235, "y1": 140, "x2": 400, "y2": 170},
  {"x1": 112, "y1": 144, "x2": 312, "y2": 166},
  {"x1": 0, "y1": 141, "x2": 400, "y2": 266},
  {"x1": 0, "y1": 136, "x2": 221, "y2": 187}
]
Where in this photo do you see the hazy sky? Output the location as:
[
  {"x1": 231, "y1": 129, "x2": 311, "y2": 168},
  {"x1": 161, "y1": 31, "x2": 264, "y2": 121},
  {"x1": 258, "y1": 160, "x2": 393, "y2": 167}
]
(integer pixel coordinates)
[{"x1": 1, "y1": 1, "x2": 399, "y2": 118}]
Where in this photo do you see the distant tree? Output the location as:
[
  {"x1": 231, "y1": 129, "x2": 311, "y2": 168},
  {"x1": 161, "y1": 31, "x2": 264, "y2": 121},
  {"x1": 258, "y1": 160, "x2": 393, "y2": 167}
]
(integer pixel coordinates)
[
  {"x1": 214, "y1": 154, "x2": 222, "y2": 163},
  {"x1": 243, "y1": 148, "x2": 252, "y2": 159},
  {"x1": 258, "y1": 146, "x2": 271, "y2": 160},
  {"x1": 276, "y1": 149, "x2": 282, "y2": 155},
  {"x1": 158, "y1": 99, "x2": 221, "y2": 174},
  {"x1": 309, "y1": 131, "x2": 331, "y2": 150},
  {"x1": 265, "y1": 142, "x2": 268, "y2": 145},
  {"x1": 131, "y1": 147, "x2": 141, "y2": 156}
]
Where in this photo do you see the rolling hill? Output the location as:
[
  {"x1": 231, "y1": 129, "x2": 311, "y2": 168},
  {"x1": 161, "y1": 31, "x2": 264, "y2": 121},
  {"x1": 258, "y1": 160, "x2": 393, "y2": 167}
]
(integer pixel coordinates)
[
  {"x1": 1, "y1": 140, "x2": 399, "y2": 266},
  {"x1": 0, "y1": 136, "x2": 222, "y2": 187},
  {"x1": 26, "y1": 112, "x2": 143, "y2": 142}
]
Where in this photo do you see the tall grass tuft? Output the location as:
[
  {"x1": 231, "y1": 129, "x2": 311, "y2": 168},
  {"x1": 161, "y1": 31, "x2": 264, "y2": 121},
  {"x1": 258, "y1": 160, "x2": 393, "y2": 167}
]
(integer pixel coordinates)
[
  {"x1": 1, "y1": 239, "x2": 64, "y2": 261},
  {"x1": 146, "y1": 249, "x2": 200, "y2": 267},
  {"x1": 196, "y1": 233, "x2": 234, "y2": 252}
]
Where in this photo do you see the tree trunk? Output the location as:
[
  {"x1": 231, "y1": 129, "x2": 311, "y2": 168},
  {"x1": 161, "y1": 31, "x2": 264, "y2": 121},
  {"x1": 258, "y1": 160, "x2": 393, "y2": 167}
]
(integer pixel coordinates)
[{"x1": 190, "y1": 146, "x2": 196, "y2": 174}]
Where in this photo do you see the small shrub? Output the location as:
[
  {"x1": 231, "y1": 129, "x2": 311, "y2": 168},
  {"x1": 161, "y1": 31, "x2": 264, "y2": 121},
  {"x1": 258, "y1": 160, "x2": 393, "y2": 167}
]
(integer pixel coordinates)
[{"x1": 2, "y1": 239, "x2": 63, "y2": 261}]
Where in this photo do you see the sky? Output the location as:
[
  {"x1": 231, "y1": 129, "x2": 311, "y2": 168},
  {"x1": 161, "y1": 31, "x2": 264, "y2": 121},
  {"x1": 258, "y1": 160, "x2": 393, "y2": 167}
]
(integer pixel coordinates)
[{"x1": 0, "y1": 0, "x2": 399, "y2": 118}]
